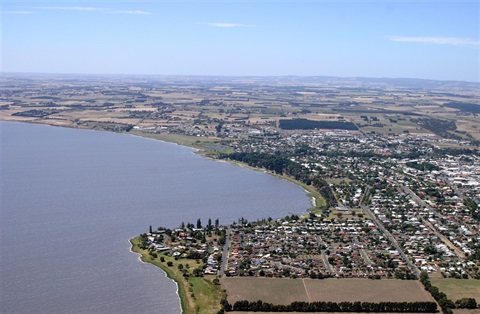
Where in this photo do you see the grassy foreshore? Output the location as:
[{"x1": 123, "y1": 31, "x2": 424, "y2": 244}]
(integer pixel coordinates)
[
  {"x1": 130, "y1": 236, "x2": 225, "y2": 314},
  {"x1": 129, "y1": 131, "x2": 234, "y2": 156}
]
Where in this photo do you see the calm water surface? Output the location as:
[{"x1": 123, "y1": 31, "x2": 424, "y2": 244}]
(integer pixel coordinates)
[{"x1": 1, "y1": 122, "x2": 310, "y2": 314}]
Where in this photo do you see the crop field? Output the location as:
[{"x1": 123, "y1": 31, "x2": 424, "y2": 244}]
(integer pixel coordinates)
[
  {"x1": 453, "y1": 310, "x2": 480, "y2": 314},
  {"x1": 221, "y1": 278, "x2": 435, "y2": 305},
  {"x1": 229, "y1": 312, "x2": 434, "y2": 314}
]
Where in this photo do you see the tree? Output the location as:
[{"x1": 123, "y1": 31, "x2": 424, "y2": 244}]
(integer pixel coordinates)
[
  {"x1": 215, "y1": 218, "x2": 219, "y2": 228},
  {"x1": 196, "y1": 218, "x2": 202, "y2": 229},
  {"x1": 456, "y1": 298, "x2": 477, "y2": 309},
  {"x1": 193, "y1": 268, "x2": 203, "y2": 277}
]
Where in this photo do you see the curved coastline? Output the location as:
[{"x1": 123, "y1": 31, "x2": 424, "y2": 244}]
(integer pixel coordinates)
[
  {"x1": 129, "y1": 237, "x2": 190, "y2": 314},
  {"x1": 128, "y1": 238, "x2": 182, "y2": 313},
  {"x1": 128, "y1": 239, "x2": 182, "y2": 313},
  {"x1": 3, "y1": 120, "x2": 313, "y2": 313}
]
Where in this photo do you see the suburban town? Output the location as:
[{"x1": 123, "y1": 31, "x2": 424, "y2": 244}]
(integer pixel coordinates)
[
  {"x1": 140, "y1": 125, "x2": 479, "y2": 313},
  {"x1": 2, "y1": 74, "x2": 479, "y2": 313},
  {"x1": 140, "y1": 117, "x2": 479, "y2": 313}
]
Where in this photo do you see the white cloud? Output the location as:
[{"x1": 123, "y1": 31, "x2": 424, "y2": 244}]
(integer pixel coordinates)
[
  {"x1": 205, "y1": 22, "x2": 252, "y2": 28},
  {"x1": 34, "y1": 6, "x2": 105, "y2": 11},
  {"x1": 388, "y1": 36, "x2": 479, "y2": 47},
  {"x1": 26, "y1": 7, "x2": 151, "y2": 15},
  {"x1": 2, "y1": 10, "x2": 36, "y2": 14},
  {"x1": 111, "y1": 10, "x2": 151, "y2": 15}
]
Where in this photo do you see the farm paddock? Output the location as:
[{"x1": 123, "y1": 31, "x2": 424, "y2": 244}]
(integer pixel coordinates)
[{"x1": 221, "y1": 278, "x2": 435, "y2": 305}]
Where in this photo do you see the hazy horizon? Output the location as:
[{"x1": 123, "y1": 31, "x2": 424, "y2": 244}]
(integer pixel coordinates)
[
  {"x1": 3, "y1": 1, "x2": 479, "y2": 82},
  {"x1": 4, "y1": 71, "x2": 480, "y2": 85}
]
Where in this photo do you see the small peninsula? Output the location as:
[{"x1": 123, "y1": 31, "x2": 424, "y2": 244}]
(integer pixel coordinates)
[{"x1": 130, "y1": 222, "x2": 228, "y2": 314}]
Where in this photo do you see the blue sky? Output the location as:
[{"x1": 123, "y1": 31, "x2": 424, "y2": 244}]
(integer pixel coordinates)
[{"x1": 2, "y1": 1, "x2": 479, "y2": 82}]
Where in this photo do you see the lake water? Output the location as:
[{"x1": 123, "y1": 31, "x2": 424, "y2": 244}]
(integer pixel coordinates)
[{"x1": 1, "y1": 122, "x2": 310, "y2": 314}]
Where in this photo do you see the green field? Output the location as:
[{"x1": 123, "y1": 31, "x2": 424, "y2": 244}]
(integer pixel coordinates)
[{"x1": 431, "y1": 278, "x2": 480, "y2": 302}]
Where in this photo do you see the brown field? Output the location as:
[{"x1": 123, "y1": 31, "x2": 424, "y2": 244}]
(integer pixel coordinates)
[
  {"x1": 221, "y1": 278, "x2": 435, "y2": 305},
  {"x1": 454, "y1": 310, "x2": 480, "y2": 314},
  {"x1": 230, "y1": 312, "x2": 434, "y2": 314}
]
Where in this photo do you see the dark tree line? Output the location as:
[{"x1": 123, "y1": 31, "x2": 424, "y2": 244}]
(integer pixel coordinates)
[
  {"x1": 455, "y1": 297, "x2": 478, "y2": 309},
  {"x1": 444, "y1": 102, "x2": 480, "y2": 114},
  {"x1": 420, "y1": 271, "x2": 455, "y2": 314},
  {"x1": 432, "y1": 147, "x2": 479, "y2": 156},
  {"x1": 229, "y1": 300, "x2": 438, "y2": 312},
  {"x1": 414, "y1": 117, "x2": 471, "y2": 143},
  {"x1": 406, "y1": 161, "x2": 441, "y2": 172},
  {"x1": 279, "y1": 119, "x2": 358, "y2": 130}
]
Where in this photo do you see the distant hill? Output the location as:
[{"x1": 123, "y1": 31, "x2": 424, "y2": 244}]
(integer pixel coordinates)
[{"x1": 3, "y1": 72, "x2": 479, "y2": 91}]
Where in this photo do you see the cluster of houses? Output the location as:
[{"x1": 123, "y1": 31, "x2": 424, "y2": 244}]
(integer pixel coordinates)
[
  {"x1": 223, "y1": 129, "x2": 480, "y2": 280},
  {"x1": 224, "y1": 216, "x2": 413, "y2": 279},
  {"x1": 143, "y1": 127, "x2": 479, "y2": 281},
  {"x1": 145, "y1": 226, "x2": 224, "y2": 275}
]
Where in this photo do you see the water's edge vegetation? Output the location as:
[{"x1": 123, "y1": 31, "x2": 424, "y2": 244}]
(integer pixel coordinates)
[{"x1": 130, "y1": 236, "x2": 226, "y2": 314}]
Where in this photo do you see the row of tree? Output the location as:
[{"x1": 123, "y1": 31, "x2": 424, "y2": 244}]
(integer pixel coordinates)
[
  {"x1": 420, "y1": 271, "x2": 454, "y2": 314},
  {"x1": 228, "y1": 300, "x2": 438, "y2": 312},
  {"x1": 405, "y1": 161, "x2": 441, "y2": 172},
  {"x1": 464, "y1": 198, "x2": 480, "y2": 222}
]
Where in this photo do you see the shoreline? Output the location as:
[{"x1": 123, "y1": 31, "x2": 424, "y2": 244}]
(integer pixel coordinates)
[
  {"x1": 3, "y1": 119, "x2": 316, "y2": 313},
  {"x1": 129, "y1": 236, "x2": 225, "y2": 314},
  {"x1": 129, "y1": 237, "x2": 188, "y2": 313},
  {"x1": 2, "y1": 119, "x2": 318, "y2": 212},
  {"x1": 128, "y1": 238, "x2": 183, "y2": 313}
]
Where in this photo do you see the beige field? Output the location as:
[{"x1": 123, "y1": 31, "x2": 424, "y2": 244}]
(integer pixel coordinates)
[
  {"x1": 230, "y1": 312, "x2": 437, "y2": 314},
  {"x1": 454, "y1": 310, "x2": 480, "y2": 314},
  {"x1": 221, "y1": 278, "x2": 435, "y2": 305}
]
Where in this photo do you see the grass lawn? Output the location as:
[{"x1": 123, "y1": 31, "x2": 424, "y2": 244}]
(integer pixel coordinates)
[
  {"x1": 130, "y1": 131, "x2": 234, "y2": 157},
  {"x1": 130, "y1": 130, "x2": 216, "y2": 148}
]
